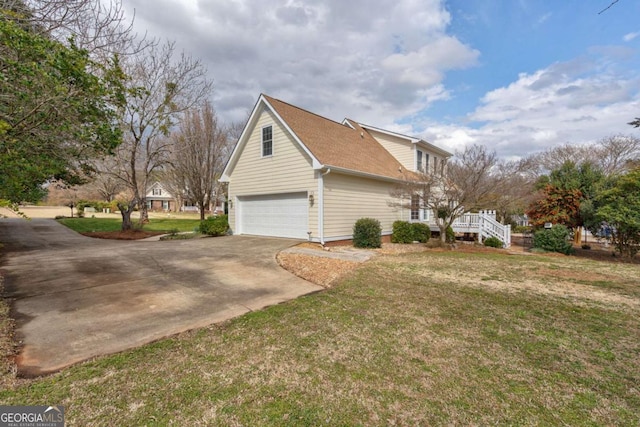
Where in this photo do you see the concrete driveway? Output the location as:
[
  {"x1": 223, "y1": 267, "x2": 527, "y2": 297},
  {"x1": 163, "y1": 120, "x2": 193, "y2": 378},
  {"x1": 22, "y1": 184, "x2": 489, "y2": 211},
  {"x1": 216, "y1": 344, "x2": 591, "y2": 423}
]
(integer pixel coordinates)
[{"x1": 0, "y1": 219, "x2": 321, "y2": 376}]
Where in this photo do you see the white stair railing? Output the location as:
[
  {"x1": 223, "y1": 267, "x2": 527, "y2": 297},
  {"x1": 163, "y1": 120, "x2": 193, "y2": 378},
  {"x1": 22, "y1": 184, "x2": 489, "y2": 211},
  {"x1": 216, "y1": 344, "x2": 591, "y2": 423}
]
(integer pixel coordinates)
[{"x1": 428, "y1": 210, "x2": 511, "y2": 248}]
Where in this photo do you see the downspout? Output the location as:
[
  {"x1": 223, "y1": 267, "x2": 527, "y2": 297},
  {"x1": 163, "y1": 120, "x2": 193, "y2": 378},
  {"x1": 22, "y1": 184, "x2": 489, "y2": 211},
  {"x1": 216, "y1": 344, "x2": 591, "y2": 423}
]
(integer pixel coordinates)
[{"x1": 318, "y1": 168, "x2": 331, "y2": 245}]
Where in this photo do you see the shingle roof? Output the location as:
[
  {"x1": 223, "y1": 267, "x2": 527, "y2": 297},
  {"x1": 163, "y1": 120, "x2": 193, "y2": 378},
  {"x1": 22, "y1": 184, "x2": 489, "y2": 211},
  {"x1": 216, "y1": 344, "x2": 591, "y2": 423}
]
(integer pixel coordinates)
[{"x1": 263, "y1": 94, "x2": 415, "y2": 181}]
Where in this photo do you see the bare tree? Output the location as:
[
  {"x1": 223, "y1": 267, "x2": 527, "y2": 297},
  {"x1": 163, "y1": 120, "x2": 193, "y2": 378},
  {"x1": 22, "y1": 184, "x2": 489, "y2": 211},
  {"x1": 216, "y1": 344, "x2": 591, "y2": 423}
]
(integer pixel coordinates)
[
  {"x1": 492, "y1": 159, "x2": 538, "y2": 223},
  {"x1": 594, "y1": 134, "x2": 640, "y2": 176},
  {"x1": 163, "y1": 101, "x2": 232, "y2": 220},
  {"x1": 113, "y1": 41, "x2": 212, "y2": 230},
  {"x1": 9, "y1": 0, "x2": 146, "y2": 57},
  {"x1": 532, "y1": 143, "x2": 597, "y2": 174},
  {"x1": 391, "y1": 144, "x2": 501, "y2": 243}
]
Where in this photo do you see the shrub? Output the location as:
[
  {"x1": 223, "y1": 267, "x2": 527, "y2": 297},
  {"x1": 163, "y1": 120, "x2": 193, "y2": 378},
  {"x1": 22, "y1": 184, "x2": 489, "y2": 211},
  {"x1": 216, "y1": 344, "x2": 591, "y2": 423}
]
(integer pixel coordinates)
[
  {"x1": 445, "y1": 226, "x2": 456, "y2": 243},
  {"x1": 533, "y1": 224, "x2": 574, "y2": 255},
  {"x1": 484, "y1": 236, "x2": 503, "y2": 248},
  {"x1": 581, "y1": 244, "x2": 591, "y2": 250},
  {"x1": 411, "y1": 223, "x2": 430, "y2": 243},
  {"x1": 391, "y1": 221, "x2": 413, "y2": 243},
  {"x1": 391, "y1": 221, "x2": 431, "y2": 244},
  {"x1": 513, "y1": 225, "x2": 532, "y2": 234},
  {"x1": 199, "y1": 215, "x2": 229, "y2": 236},
  {"x1": 353, "y1": 217, "x2": 381, "y2": 248}
]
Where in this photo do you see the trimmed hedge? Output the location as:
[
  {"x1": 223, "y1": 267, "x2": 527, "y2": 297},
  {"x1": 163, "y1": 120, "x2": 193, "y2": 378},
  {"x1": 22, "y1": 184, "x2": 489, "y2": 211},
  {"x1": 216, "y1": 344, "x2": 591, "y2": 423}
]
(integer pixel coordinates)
[
  {"x1": 353, "y1": 217, "x2": 382, "y2": 248},
  {"x1": 199, "y1": 215, "x2": 229, "y2": 236},
  {"x1": 392, "y1": 221, "x2": 431, "y2": 244},
  {"x1": 391, "y1": 221, "x2": 413, "y2": 243},
  {"x1": 533, "y1": 224, "x2": 574, "y2": 255},
  {"x1": 484, "y1": 236, "x2": 503, "y2": 248}
]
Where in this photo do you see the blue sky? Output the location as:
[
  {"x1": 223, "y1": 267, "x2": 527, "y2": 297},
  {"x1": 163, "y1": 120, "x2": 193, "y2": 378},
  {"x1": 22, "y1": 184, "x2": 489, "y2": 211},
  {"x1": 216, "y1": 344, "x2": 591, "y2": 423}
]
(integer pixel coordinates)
[
  {"x1": 436, "y1": 0, "x2": 640, "y2": 123},
  {"x1": 120, "y1": 0, "x2": 640, "y2": 159}
]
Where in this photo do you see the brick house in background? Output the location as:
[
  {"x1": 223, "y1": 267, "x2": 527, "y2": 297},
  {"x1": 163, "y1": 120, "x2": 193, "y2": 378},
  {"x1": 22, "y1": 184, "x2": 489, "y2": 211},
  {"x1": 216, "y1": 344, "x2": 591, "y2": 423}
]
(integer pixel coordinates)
[{"x1": 145, "y1": 182, "x2": 176, "y2": 212}]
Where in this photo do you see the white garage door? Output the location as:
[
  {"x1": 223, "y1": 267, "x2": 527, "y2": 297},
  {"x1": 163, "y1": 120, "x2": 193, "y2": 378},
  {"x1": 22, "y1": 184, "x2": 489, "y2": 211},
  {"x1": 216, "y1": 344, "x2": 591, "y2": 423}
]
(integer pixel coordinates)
[{"x1": 238, "y1": 192, "x2": 308, "y2": 239}]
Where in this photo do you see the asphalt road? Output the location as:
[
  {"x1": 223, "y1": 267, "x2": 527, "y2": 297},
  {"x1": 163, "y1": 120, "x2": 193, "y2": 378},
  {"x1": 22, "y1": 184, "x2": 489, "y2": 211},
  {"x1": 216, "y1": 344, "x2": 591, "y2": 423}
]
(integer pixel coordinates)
[{"x1": 0, "y1": 219, "x2": 320, "y2": 376}]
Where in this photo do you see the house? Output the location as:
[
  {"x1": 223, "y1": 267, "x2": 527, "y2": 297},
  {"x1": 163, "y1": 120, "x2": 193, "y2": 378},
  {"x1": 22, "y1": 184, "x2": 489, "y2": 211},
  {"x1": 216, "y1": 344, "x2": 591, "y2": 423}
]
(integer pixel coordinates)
[
  {"x1": 220, "y1": 94, "x2": 453, "y2": 244},
  {"x1": 145, "y1": 182, "x2": 176, "y2": 212}
]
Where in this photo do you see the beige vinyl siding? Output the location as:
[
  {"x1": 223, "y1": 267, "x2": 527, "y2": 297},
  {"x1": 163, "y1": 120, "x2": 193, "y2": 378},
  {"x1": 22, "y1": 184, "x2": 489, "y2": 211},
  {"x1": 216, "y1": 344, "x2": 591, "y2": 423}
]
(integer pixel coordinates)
[
  {"x1": 323, "y1": 173, "x2": 403, "y2": 239},
  {"x1": 367, "y1": 129, "x2": 415, "y2": 172},
  {"x1": 228, "y1": 107, "x2": 318, "y2": 236}
]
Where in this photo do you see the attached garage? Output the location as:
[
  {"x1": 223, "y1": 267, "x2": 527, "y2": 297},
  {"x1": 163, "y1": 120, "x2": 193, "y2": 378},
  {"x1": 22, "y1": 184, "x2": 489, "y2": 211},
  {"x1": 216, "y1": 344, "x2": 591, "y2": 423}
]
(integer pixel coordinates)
[{"x1": 237, "y1": 192, "x2": 308, "y2": 239}]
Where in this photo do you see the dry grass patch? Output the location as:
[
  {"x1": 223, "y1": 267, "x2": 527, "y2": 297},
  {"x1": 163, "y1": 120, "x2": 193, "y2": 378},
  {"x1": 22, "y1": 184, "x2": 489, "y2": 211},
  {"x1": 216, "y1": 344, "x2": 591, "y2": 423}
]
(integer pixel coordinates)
[{"x1": 277, "y1": 252, "x2": 360, "y2": 287}]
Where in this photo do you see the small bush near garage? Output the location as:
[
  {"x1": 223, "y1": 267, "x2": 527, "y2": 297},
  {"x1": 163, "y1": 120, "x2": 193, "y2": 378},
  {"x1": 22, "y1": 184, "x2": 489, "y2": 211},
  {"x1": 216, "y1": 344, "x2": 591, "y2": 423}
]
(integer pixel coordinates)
[
  {"x1": 199, "y1": 215, "x2": 229, "y2": 236},
  {"x1": 353, "y1": 218, "x2": 382, "y2": 248},
  {"x1": 533, "y1": 224, "x2": 574, "y2": 255},
  {"x1": 484, "y1": 236, "x2": 503, "y2": 248}
]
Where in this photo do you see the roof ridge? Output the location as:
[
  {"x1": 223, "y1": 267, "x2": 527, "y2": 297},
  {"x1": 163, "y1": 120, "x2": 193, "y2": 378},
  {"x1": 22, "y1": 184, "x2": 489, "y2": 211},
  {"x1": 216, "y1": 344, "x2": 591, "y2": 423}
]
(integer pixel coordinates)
[{"x1": 262, "y1": 94, "x2": 350, "y2": 129}]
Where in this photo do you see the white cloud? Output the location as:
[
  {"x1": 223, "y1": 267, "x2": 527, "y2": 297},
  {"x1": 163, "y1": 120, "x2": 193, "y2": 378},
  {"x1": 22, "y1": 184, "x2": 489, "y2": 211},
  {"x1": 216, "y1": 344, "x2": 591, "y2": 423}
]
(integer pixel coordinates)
[
  {"x1": 419, "y1": 56, "x2": 640, "y2": 159},
  {"x1": 121, "y1": 0, "x2": 478, "y2": 125},
  {"x1": 118, "y1": 1, "x2": 640, "y2": 160},
  {"x1": 623, "y1": 31, "x2": 640, "y2": 42}
]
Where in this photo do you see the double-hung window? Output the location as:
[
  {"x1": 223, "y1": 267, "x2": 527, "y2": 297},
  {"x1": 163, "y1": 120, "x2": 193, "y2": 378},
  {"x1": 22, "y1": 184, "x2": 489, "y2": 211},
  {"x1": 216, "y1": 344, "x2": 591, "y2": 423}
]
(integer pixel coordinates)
[
  {"x1": 262, "y1": 126, "x2": 273, "y2": 157},
  {"x1": 416, "y1": 150, "x2": 423, "y2": 172},
  {"x1": 411, "y1": 195, "x2": 420, "y2": 221},
  {"x1": 152, "y1": 188, "x2": 162, "y2": 196}
]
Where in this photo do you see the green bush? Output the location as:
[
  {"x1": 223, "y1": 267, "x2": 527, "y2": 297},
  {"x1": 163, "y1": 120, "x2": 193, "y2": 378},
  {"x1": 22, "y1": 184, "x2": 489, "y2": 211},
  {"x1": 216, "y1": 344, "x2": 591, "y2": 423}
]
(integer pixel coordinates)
[
  {"x1": 199, "y1": 215, "x2": 229, "y2": 236},
  {"x1": 353, "y1": 217, "x2": 381, "y2": 248},
  {"x1": 411, "y1": 223, "x2": 430, "y2": 243},
  {"x1": 533, "y1": 225, "x2": 574, "y2": 255},
  {"x1": 484, "y1": 236, "x2": 503, "y2": 248},
  {"x1": 391, "y1": 221, "x2": 413, "y2": 243},
  {"x1": 446, "y1": 226, "x2": 456, "y2": 243},
  {"x1": 391, "y1": 221, "x2": 430, "y2": 244}
]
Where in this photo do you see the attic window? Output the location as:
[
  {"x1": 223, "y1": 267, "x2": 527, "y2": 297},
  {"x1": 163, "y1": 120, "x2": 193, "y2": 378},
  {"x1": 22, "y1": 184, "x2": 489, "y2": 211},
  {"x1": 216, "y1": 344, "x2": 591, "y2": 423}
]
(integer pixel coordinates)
[
  {"x1": 152, "y1": 188, "x2": 162, "y2": 196},
  {"x1": 262, "y1": 125, "x2": 273, "y2": 157}
]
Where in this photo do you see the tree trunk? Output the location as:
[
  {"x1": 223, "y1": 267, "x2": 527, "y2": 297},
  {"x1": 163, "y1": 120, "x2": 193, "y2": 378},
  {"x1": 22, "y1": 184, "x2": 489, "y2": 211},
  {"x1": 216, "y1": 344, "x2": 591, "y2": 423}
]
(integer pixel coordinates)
[
  {"x1": 118, "y1": 201, "x2": 136, "y2": 231},
  {"x1": 574, "y1": 227, "x2": 582, "y2": 245},
  {"x1": 439, "y1": 224, "x2": 447, "y2": 243},
  {"x1": 199, "y1": 200, "x2": 206, "y2": 221},
  {"x1": 119, "y1": 208, "x2": 133, "y2": 230},
  {"x1": 139, "y1": 197, "x2": 149, "y2": 225}
]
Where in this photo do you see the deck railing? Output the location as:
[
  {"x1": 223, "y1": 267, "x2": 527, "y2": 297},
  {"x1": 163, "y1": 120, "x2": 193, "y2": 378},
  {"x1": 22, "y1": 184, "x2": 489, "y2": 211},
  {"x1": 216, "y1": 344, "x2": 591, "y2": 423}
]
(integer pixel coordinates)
[{"x1": 428, "y1": 210, "x2": 511, "y2": 247}]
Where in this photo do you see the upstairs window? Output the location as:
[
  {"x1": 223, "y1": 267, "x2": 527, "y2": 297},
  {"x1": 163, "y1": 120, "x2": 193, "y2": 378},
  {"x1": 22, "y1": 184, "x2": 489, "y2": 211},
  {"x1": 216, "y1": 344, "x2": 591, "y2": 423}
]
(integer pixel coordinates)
[
  {"x1": 433, "y1": 156, "x2": 438, "y2": 174},
  {"x1": 424, "y1": 153, "x2": 430, "y2": 173},
  {"x1": 152, "y1": 188, "x2": 162, "y2": 196},
  {"x1": 416, "y1": 150, "x2": 423, "y2": 172},
  {"x1": 262, "y1": 126, "x2": 273, "y2": 157}
]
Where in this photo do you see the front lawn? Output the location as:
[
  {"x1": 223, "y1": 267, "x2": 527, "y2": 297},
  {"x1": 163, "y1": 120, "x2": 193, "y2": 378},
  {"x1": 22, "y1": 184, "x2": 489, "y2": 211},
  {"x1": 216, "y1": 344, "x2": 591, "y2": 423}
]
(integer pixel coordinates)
[
  {"x1": 1, "y1": 250, "x2": 638, "y2": 425},
  {"x1": 57, "y1": 217, "x2": 201, "y2": 233}
]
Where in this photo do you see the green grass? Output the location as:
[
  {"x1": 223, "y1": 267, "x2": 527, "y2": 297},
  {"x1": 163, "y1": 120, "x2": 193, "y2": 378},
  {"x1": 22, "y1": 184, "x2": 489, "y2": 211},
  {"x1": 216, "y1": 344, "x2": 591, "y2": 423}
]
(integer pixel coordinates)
[
  {"x1": 1, "y1": 250, "x2": 639, "y2": 425},
  {"x1": 57, "y1": 217, "x2": 201, "y2": 233}
]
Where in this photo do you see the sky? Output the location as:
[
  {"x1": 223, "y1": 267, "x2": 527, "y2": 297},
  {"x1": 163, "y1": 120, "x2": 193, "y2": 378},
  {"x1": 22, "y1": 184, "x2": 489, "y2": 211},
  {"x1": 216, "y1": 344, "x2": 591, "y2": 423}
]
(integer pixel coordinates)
[{"x1": 119, "y1": 0, "x2": 640, "y2": 159}]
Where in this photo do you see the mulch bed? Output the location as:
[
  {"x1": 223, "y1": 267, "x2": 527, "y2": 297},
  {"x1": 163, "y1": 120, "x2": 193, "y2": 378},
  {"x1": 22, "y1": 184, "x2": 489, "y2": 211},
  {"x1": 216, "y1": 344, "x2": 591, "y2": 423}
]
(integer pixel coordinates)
[{"x1": 80, "y1": 230, "x2": 165, "y2": 240}]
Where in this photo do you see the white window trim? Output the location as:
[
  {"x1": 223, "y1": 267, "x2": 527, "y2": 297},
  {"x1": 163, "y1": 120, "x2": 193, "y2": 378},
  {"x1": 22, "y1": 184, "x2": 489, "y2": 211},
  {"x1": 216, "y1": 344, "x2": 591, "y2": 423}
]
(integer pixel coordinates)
[{"x1": 261, "y1": 125, "x2": 273, "y2": 157}]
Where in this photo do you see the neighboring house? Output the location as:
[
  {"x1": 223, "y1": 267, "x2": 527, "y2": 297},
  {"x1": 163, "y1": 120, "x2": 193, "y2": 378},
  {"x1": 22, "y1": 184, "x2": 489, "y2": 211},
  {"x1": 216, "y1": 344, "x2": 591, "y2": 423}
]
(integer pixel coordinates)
[
  {"x1": 145, "y1": 182, "x2": 176, "y2": 212},
  {"x1": 220, "y1": 94, "x2": 453, "y2": 244},
  {"x1": 145, "y1": 181, "x2": 225, "y2": 214}
]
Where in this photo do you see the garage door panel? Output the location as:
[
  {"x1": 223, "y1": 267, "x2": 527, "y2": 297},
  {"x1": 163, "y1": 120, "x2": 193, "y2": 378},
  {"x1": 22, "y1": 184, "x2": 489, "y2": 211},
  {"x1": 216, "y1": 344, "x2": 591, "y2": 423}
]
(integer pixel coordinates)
[{"x1": 238, "y1": 192, "x2": 308, "y2": 239}]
